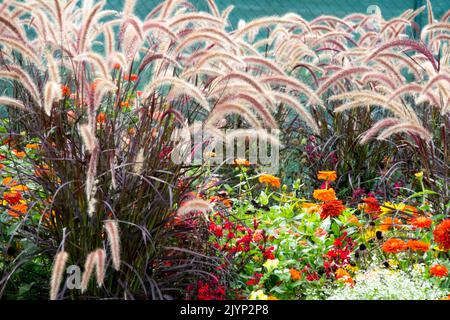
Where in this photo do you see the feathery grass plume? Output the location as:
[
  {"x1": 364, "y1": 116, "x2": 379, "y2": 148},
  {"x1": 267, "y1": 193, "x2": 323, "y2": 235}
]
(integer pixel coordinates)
[
  {"x1": 388, "y1": 84, "x2": 441, "y2": 107},
  {"x1": 74, "y1": 52, "x2": 110, "y2": 79},
  {"x1": 49, "y1": 250, "x2": 69, "y2": 300},
  {"x1": 361, "y1": 72, "x2": 397, "y2": 89},
  {"x1": 133, "y1": 148, "x2": 145, "y2": 175},
  {"x1": 94, "y1": 249, "x2": 106, "y2": 287},
  {"x1": 365, "y1": 39, "x2": 439, "y2": 72},
  {"x1": 0, "y1": 68, "x2": 41, "y2": 104},
  {"x1": 360, "y1": 118, "x2": 401, "y2": 144},
  {"x1": 78, "y1": 1, "x2": 104, "y2": 52},
  {"x1": 220, "y1": 92, "x2": 278, "y2": 128},
  {"x1": 143, "y1": 77, "x2": 210, "y2": 111},
  {"x1": 177, "y1": 199, "x2": 213, "y2": 219},
  {"x1": 174, "y1": 32, "x2": 233, "y2": 55},
  {"x1": 44, "y1": 81, "x2": 62, "y2": 116},
  {"x1": 232, "y1": 16, "x2": 296, "y2": 39},
  {"x1": 261, "y1": 76, "x2": 321, "y2": 105},
  {"x1": 0, "y1": 36, "x2": 43, "y2": 69},
  {"x1": 0, "y1": 15, "x2": 26, "y2": 41},
  {"x1": 79, "y1": 124, "x2": 97, "y2": 153},
  {"x1": 242, "y1": 56, "x2": 285, "y2": 75},
  {"x1": 273, "y1": 92, "x2": 320, "y2": 134},
  {"x1": 123, "y1": 0, "x2": 136, "y2": 17},
  {"x1": 142, "y1": 21, "x2": 178, "y2": 40},
  {"x1": 0, "y1": 96, "x2": 25, "y2": 110},
  {"x1": 206, "y1": 103, "x2": 263, "y2": 129},
  {"x1": 316, "y1": 67, "x2": 370, "y2": 96},
  {"x1": 80, "y1": 251, "x2": 97, "y2": 293},
  {"x1": 188, "y1": 51, "x2": 243, "y2": 70},
  {"x1": 377, "y1": 122, "x2": 432, "y2": 142},
  {"x1": 104, "y1": 220, "x2": 121, "y2": 271},
  {"x1": 421, "y1": 74, "x2": 450, "y2": 97},
  {"x1": 207, "y1": 0, "x2": 220, "y2": 17},
  {"x1": 168, "y1": 12, "x2": 224, "y2": 28}
]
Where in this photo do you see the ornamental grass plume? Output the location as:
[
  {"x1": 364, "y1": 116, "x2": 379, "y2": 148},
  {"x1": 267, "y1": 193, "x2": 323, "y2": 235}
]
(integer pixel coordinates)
[
  {"x1": 49, "y1": 251, "x2": 69, "y2": 300},
  {"x1": 104, "y1": 220, "x2": 121, "y2": 271}
]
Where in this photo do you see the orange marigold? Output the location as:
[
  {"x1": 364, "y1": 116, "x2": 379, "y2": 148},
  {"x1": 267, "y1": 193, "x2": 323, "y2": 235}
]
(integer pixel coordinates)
[
  {"x1": 433, "y1": 219, "x2": 450, "y2": 250},
  {"x1": 410, "y1": 216, "x2": 432, "y2": 229},
  {"x1": 313, "y1": 188, "x2": 336, "y2": 202},
  {"x1": 317, "y1": 171, "x2": 337, "y2": 181},
  {"x1": 430, "y1": 264, "x2": 448, "y2": 278},
  {"x1": 259, "y1": 174, "x2": 281, "y2": 188},
  {"x1": 318, "y1": 200, "x2": 346, "y2": 220},
  {"x1": 382, "y1": 238, "x2": 407, "y2": 253},
  {"x1": 407, "y1": 240, "x2": 429, "y2": 252},
  {"x1": 290, "y1": 268, "x2": 302, "y2": 281}
]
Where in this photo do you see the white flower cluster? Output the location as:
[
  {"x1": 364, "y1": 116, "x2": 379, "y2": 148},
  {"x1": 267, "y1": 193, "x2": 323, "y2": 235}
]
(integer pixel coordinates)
[{"x1": 327, "y1": 267, "x2": 447, "y2": 300}]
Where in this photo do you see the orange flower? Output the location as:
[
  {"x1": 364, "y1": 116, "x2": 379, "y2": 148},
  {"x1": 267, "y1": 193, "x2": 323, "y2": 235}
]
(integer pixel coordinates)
[
  {"x1": 317, "y1": 171, "x2": 337, "y2": 181},
  {"x1": 302, "y1": 202, "x2": 320, "y2": 214},
  {"x1": 136, "y1": 90, "x2": 143, "y2": 97},
  {"x1": 124, "y1": 74, "x2": 138, "y2": 81},
  {"x1": 113, "y1": 63, "x2": 121, "y2": 70},
  {"x1": 313, "y1": 188, "x2": 336, "y2": 202},
  {"x1": 430, "y1": 264, "x2": 448, "y2": 278},
  {"x1": 267, "y1": 296, "x2": 279, "y2": 300},
  {"x1": 382, "y1": 238, "x2": 407, "y2": 253},
  {"x1": 335, "y1": 268, "x2": 354, "y2": 286},
  {"x1": 259, "y1": 174, "x2": 281, "y2": 188},
  {"x1": 410, "y1": 216, "x2": 432, "y2": 229},
  {"x1": 290, "y1": 268, "x2": 302, "y2": 281},
  {"x1": 234, "y1": 159, "x2": 250, "y2": 166},
  {"x1": 8, "y1": 203, "x2": 27, "y2": 218},
  {"x1": 433, "y1": 219, "x2": 450, "y2": 250},
  {"x1": 379, "y1": 217, "x2": 402, "y2": 232},
  {"x1": 407, "y1": 240, "x2": 429, "y2": 252},
  {"x1": 61, "y1": 85, "x2": 71, "y2": 97},
  {"x1": 347, "y1": 215, "x2": 360, "y2": 225},
  {"x1": 12, "y1": 149, "x2": 26, "y2": 158},
  {"x1": 97, "y1": 112, "x2": 106, "y2": 124},
  {"x1": 120, "y1": 101, "x2": 130, "y2": 108},
  {"x1": 2, "y1": 177, "x2": 17, "y2": 186},
  {"x1": 10, "y1": 185, "x2": 29, "y2": 192},
  {"x1": 318, "y1": 200, "x2": 346, "y2": 219},
  {"x1": 25, "y1": 143, "x2": 40, "y2": 150},
  {"x1": 0, "y1": 163, "x2": 4, "y2": 170}
]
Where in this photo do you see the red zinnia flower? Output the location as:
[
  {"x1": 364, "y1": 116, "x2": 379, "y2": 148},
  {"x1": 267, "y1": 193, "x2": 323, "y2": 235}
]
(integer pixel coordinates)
[
  {"x1": 430, "y1": 264, "x2": 448, "y2": 278},
  {"x1": 410, "y1": 216, "x2": 432, "y2": 229},
  {"x1": 362, "y1": 197, "x2": 381, "y2": 215},
  {"x1": 318, "y1": 200, "x2": 346, "y2": 219},
  {"x1": 3, "y1": 192, "x2": 22, "y2": 205},
  {"x1": 433, "y1": 219, "x2": 450, "y2": 250}
]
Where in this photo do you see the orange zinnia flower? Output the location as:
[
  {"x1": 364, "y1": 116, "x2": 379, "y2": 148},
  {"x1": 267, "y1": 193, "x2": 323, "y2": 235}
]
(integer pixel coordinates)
[
  {"x1": 290, "y1": 268, "x2": 302, "y2": 281},
  {"x1": 313, "y1": 188, "x2": 336, "y2": 202},
  {"x1": 97, "y1": 112, "x2": 106, "y2": 124},
  {"x1": 347, "y1": 215, "x2": 360, "y2": 225},
  {"x1": 12, "y1": 149, "x2": 26, "y2": 158},
  {"x1": 430, "y1": 264, "x2": 448, "y2": 278},
  {"x1": 3, "y1": 177, "x2": 17, "y2": 186},
  {"x1": 410, "y1": 216, "x2": 432, "y2": 229},
  {"x1": 407, "y1": 240, "x2": 429, "y2": 252},
  {"x1": 120, "y1": 101, "x2": 130, "y2": 108},
  {"x1": 259, "y1": 174, "x2": 281, "y2": 188},
  {"x1": 8, "y1": 203, "x2": 27, "y2": 218},
  {"x1": 433, "y1": 219, "x2": 450, "y2": 250},
  {"x1": 335, "y1": 268, "x2": 354, "y2": 286},
  {"x1": 317, "y1": 171, "x2": 337, "y2": 181},
  {"x1": 382, "y1": 238, "x2": 407, "y2": 253},
  {"x1": 318, "y1": 200, "x2": 346, "y2": 219},
  {"x1": 25, "y1": 143, "x2": 40, "y2": 150},
  {"x1": 362, "y1": 197, "x2": 381, "y2": 215}
]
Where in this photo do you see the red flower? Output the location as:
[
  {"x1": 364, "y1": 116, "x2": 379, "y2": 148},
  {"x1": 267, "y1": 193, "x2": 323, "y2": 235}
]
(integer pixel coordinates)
[
  {"x1": 318, "y1": 200, "x2": 346, "y2": 219},
  {"x1": 410, "y1": 216, "x2": 432, "y2": 229},
  {"x1": 382, "y1": 238, "x2": 407, "y2": 253},
  {"x1": 4, "y1": 192, "x2": 22, "y2": 205},
  {"x1": 362, "y1": 197, "x2": 381, "y2": 215},
  {"x1": 433, "y1": 219, "x2": 450, "y2": 250},
  {"x1": 430, "y1": 264, "x2": 448, "y2": 278}
]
